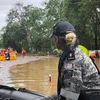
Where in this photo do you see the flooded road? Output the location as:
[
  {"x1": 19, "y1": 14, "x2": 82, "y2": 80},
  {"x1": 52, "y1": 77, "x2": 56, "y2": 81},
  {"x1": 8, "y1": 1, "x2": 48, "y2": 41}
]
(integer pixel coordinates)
[
  {"x1": 94, "y1": 58, "x2": 100, "y2": 70},
  {"x1": 4, "y1": 57, "x2": 100, "y2": 95},
  {"x1": 10, "y1": 57, "x2": 59, "y2": 95}
]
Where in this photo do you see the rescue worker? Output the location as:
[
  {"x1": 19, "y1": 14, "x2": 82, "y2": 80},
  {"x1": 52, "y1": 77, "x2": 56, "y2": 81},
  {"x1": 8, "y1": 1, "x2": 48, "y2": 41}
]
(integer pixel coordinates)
[
  {"x1": 5, "y1": 50, "x2": 10, "y2": 60},
  {"x1": 46, "y1": 21, "x2": 100, "y2": 100},
  {"x1": 21, "y1": 47, "x2": 26, "y2": 57}
]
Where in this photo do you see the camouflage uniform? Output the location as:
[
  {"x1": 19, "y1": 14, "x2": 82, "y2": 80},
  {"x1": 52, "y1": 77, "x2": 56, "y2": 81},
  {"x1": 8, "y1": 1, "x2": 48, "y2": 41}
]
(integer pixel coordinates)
[{"x1": 59, "y1": 47, "x2": 100, "y2": 100}]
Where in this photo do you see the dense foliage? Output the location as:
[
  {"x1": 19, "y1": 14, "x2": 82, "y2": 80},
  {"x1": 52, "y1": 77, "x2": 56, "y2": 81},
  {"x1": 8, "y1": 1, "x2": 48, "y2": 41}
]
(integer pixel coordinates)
[{"x1": 0, "y1": 0, "x2": 100, "y2": 54}]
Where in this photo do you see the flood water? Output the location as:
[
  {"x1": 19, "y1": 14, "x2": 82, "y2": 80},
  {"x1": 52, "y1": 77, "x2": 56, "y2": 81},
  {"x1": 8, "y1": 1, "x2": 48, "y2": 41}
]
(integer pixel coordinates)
[
  {"x1": 8, "y1": 57, "x2": 100, "y2": 95},
  {"x1": 9, "y1": 57, "x2": 59, "y2": 95}
]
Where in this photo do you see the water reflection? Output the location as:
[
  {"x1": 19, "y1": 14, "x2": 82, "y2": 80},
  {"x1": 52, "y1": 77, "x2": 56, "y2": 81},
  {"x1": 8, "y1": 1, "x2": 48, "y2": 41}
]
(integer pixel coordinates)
[{"x1": 10, "y1": 57, "x2": 59, "y2": 95}]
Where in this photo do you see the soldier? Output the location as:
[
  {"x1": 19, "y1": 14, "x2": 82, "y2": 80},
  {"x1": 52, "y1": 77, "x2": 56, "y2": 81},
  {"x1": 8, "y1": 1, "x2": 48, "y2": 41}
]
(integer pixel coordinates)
[{"x1": 48, "y1": 21, "x2": 100, "y2": 100}]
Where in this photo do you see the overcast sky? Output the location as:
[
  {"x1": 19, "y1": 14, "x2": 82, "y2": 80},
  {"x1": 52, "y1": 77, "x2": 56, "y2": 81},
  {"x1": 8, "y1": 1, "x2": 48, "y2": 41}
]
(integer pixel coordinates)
[{"x1": 0, "y1": 0, "x2": 45, "y2": 30}]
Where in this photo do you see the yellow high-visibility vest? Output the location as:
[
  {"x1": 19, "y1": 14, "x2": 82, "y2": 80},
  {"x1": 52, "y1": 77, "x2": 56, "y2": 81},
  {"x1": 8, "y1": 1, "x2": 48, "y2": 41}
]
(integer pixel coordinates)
[{"x1": 78, "y1": 45, "x2": 90, "y2": 57}]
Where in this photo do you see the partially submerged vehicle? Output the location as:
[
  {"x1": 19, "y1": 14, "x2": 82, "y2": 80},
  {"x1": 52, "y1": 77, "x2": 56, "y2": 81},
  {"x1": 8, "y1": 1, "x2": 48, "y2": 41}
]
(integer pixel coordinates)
[{"x1": 0, "y1": 85, "x2": 47, "y2": 100}]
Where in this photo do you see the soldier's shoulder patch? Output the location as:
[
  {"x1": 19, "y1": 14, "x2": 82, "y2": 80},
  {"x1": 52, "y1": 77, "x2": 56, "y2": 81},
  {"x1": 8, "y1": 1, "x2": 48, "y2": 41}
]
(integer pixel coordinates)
[{"x1": 64, "y1": 63, "x2": 73, "y2": 69}]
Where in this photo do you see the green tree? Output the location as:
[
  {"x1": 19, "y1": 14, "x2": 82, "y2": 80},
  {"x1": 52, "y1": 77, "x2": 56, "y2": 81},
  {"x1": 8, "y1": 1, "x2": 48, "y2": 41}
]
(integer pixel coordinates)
[
  {"x1": 63, "y1": 0, "x2": 100, "y2": 49},
  {"x1": 1, "y1": 0, "x2": 100, "y2": 55},
  {"x1": 6, "y1": 3, "x2": 34, "y2": 52}
]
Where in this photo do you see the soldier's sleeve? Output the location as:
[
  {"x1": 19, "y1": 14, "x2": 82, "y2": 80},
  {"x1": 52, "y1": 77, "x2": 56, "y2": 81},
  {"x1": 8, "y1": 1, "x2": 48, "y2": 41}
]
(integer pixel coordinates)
[{"x1": 60, "y1": 61, "x2": 83, "y2": 100}]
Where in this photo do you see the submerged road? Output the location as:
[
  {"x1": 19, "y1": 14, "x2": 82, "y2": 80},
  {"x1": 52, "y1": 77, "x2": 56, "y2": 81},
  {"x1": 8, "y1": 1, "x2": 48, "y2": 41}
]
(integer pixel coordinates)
[{"x1": 0, "y1": 55, "x2": 52, "y2": 86}]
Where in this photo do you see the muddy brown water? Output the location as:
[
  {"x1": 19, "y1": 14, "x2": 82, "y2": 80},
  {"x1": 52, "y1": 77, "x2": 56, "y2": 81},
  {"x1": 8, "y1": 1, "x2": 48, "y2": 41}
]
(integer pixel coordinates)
[
  {"x1": 9, "y1": 57, "x2": 59, "y2": 95},
  {"x1": 7, "y1": 57, "x2": 100, "y2": 95}
]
